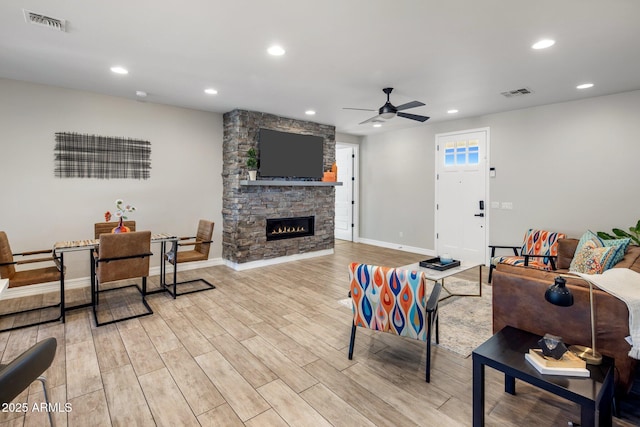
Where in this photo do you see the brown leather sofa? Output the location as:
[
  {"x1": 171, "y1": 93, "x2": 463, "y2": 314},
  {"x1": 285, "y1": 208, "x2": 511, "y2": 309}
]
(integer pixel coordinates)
[{"x1": 492, "y1": 238, "x2": 640, "y2": 396}]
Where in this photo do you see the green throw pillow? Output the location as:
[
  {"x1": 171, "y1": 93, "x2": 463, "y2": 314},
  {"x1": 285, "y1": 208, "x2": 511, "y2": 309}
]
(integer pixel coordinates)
[{"x1": 602, "y1": 237, "x2": 631, "y2": 267}]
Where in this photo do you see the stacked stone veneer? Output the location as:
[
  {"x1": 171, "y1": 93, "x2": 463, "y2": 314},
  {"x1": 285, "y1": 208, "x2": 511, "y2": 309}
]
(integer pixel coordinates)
[{"x1": 222, "y1": 109, "x2": 336, "y2": 265}]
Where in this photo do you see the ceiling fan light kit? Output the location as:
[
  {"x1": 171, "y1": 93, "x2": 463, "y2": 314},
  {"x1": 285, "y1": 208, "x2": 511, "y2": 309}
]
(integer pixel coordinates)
[{"x1": 344, "y1": 87, "x2": 430, "y2": 125}]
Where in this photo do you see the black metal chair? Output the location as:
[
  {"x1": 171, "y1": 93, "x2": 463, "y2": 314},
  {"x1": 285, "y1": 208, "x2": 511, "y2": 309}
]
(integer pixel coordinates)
[
  {"x1": 161, "y1": 219, "x2": 216, "y2": 298},
  {"x1": 91, "y1": 231, "x2": 153, "y2": 326},
  {"x1": 0, "y1": 231, "x2": 64, "y2": 332},
  {"x1": 0, "y1": 337, "x2": 57, "y2": 426}
]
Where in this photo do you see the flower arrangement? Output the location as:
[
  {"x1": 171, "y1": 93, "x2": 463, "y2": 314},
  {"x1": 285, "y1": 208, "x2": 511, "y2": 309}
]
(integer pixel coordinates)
[{"x1": 104, "y1": 199, "x2": 136, "y2": 222}]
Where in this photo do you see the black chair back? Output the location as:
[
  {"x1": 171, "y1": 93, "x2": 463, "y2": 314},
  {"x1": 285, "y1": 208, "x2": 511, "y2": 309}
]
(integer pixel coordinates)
[{"x1": 0, "y1": 338, "x2": 57, "y2": 404}]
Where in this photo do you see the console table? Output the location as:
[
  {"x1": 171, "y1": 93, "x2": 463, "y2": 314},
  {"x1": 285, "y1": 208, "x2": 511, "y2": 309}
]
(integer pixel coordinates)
[{"x1": 472, "y1": 326, "x2": 614, "y2": 427}]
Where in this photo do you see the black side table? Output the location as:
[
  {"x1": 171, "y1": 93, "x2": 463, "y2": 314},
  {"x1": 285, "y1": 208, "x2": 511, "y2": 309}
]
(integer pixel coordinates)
[{"x1": 472, "y1": 326, "x2": 614, "y2": 427}]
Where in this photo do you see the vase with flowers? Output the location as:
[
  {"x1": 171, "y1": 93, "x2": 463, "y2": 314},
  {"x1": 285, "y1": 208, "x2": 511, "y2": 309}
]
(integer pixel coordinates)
[{"x1": 104, "y1": 199, "x2": 136, "y2": 233}]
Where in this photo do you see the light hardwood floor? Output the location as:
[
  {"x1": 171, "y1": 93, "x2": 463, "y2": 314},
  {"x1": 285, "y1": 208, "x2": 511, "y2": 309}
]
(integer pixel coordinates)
[{"x1": 0, "y1": 241, "x2": 636, "y2": 426}]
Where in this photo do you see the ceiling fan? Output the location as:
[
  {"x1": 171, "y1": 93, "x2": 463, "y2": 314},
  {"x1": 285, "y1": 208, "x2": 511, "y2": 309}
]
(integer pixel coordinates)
[{"x1": 344, "y1": 88, "x2": 430, "y2": 125}]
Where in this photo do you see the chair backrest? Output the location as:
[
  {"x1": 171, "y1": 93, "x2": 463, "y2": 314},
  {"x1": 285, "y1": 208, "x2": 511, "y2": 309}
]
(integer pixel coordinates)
[
  {"x1": 349, "y1": 263, "x2": 429, "y2": 341},
  {"x1": 0, "y1": 231, "x2": 16, "y2": 279},
  {"x1": 520, "y1": 229, "x2": 566, "y2": 257},
  {"x1": 94, "y1": 221, "x2": 136, "y2": 238},
  {"x1": 0, "y1": 337, "x2": 57, "y2": 404},
  {"x1": 97, "y1": 231, "x2": 151, "y2": 283},
  {"x1": 194, "y1": 220, "x2": 214, "y2": 258}
]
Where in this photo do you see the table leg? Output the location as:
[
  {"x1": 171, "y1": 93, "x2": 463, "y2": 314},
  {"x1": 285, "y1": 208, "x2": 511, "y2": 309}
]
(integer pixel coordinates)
[
  {"x1": 580, "y1": 404, "x2": 595, "y2": 427},
  {"x1": 60, "y1": 252, "x2": 65, "y2": 323},
  {"x1": 160, "y1": 241, "x2": 166, "y2": 288},
  {"x1": 472, "y1": 356, "x2": 485, "y2": 427},
  {"x1": 505, "y1": 374, "x2": 516, "y2": 395},
  {"x1": 596, "y1": 370, "x2": 614, "y2": 427},
  {"x1": 172, "y1": 243, "x2": 177, "y2": 299}
]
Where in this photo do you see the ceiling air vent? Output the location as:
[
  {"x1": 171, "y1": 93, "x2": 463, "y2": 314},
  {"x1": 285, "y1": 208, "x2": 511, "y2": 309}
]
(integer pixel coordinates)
[
  {"x1": 500, "y1": 87, "x2": 533, "y2": 98},
  {"x1": 23, "y1": 9, "x2": 66, "y2": 32}
]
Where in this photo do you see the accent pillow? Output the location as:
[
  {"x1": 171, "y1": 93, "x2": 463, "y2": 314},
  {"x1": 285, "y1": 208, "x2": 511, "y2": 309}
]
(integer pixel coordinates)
[
  {"x1": 602, "y1": 237, "x2": 631, "y2": 267},
  {"x1": 574, "y1": 230, "x2": 630, "y2": 270},
  {"x1": 569, "y1": 240, "x2": 616, "y2": 274},
  {"x1": 575, "y1": 230, "x2": 603, "y2": 253}
]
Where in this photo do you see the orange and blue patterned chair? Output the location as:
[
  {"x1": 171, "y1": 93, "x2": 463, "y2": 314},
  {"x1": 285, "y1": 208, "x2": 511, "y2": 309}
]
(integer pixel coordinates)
[
  {"x1": 348, "y1": 263, "x2": 441, "y2": 382},
  {"x1": 488, "y1": 229, "x2": 566, "y2": 283}
]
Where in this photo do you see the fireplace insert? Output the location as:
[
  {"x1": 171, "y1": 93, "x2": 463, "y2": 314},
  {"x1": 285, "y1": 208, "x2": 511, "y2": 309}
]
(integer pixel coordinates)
[{"x1": 266, "y1": 216, "x2": 315, "y2": 241}]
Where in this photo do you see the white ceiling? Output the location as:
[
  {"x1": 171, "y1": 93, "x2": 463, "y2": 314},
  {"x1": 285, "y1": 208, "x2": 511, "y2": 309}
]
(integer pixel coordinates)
[{"x1": 1, "y1": 0, "x2": 639, "y2": 136}]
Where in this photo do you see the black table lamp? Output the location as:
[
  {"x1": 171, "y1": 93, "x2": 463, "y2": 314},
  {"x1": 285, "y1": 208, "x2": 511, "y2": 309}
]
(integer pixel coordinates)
[
  {"x1": 545, "y1": 275, "x2": 602, "y2": 365},
  {"x1": 545, "y1": 276, "x2": 573, "y2": 306}
]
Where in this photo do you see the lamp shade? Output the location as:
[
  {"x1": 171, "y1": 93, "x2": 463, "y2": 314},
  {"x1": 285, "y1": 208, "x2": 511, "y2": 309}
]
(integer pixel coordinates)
[{"x1": 545, "y1": 276, "x2": 574, "y2": 307}]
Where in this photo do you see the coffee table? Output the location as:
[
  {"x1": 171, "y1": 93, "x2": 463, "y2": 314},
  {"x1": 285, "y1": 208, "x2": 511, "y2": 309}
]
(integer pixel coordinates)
[
  {"x1": 472, "y1": 326, "x2": 614, "y2": 427},
  {"x1": 401, "y1": 260, "x2": 482, "y2": 300}
]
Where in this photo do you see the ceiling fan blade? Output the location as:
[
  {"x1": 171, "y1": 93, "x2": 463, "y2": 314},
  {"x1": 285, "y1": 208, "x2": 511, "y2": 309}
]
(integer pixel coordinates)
[
  {"x1": 359, "y1": 115, "x2": 383, "y2": 125},
  {"x1": 397, "y1": 112, "x2": 430, "y2": 122},
  {"x1": 395, "y1": 100, "x2": 425, "y2": 111},
  {"x1": 343, "y1": 107, "x2": 377, "y2": 111}
]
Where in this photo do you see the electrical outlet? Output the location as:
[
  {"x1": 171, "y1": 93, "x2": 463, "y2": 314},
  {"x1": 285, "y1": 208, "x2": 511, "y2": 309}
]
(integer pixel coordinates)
[
  {"x1": 399, "y1": 231, "x2": 404, "y2": 238},
  {"x1": 501, "y1": 202, "x2": 513, "y2": 210}
]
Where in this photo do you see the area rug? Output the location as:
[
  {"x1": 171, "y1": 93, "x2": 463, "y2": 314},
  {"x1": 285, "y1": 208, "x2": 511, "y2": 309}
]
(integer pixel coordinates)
[
  {"x1": 337, "y1": 279, "x2": 492, "y2": 358},
  {"x1": 437, "y1": 279, "x2": 492, "y2": 357}
]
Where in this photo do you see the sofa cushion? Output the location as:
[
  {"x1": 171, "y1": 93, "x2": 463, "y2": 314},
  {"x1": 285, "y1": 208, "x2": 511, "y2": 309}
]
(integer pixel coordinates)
[
  {"x1": 570, "y1": 240, "x2": 616, "y2": 274},
  {"x1": 557, "y1": 238, "x2": 579, "y2": 270}
]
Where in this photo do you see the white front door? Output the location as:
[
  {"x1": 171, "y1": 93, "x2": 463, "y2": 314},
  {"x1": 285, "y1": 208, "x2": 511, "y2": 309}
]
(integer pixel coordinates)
[
  {"x1": 335, "y1": 146, "x2": 354, "y2": 241},
  {"x1": 435, "y1": 128, "x2": 489, "y2": 265}
]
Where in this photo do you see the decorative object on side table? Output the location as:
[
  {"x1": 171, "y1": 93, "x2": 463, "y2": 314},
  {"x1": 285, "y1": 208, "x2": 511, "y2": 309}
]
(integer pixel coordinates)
[
  {"x1": 104, "y1": 199, "x2": 136, "y2": 233},
  {"x1": 246, "y1": 148, "x2": 258, "y2": 180},
  {"x1": 525, "y1": 332, "x2": 589, "y2": 376},
  {"x1": 419, "y1": 256, "x2": 461, "y2": 271},
  {"x1": 545, "y1": 275, "x2": 603, "y2": 365}
]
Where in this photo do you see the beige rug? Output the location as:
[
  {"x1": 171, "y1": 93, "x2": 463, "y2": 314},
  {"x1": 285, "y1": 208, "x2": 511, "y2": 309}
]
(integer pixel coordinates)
[
  {"x1": 338, "y1": 279, "x2": 492, "y2": 358},
  {"x1": 437, "y1": 279, "x2": 492, "y2": 357}
]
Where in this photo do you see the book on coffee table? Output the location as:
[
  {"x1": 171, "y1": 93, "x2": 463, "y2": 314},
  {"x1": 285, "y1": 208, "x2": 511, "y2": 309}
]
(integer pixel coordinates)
[{"x1": 525, "y1": 349, "x2": 590, "y2": 377}]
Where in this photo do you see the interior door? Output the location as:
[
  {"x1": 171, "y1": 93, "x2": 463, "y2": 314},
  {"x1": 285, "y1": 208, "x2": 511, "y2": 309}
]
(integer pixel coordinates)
[
  {"x1": 435, "y1": 129, "x2": 489, "y2": 265},
  {"x1": 335, "y1": 146, "x2": 354, "y2": 241}
]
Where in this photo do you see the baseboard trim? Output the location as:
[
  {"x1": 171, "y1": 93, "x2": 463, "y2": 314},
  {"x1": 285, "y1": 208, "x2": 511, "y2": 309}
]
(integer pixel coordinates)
[
  {"x1": 0, "y1": 257, "x2": 225, "y2": 300},
  {"x1": 224, "y1": 249, "x2": 334, "y2": 271},
  {"x1": 357, "y1": 238, "x2": 435, "y2": 256}
]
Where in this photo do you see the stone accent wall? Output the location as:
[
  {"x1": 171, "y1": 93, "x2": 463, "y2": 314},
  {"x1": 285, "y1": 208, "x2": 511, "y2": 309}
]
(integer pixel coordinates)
[{"x1": 222, "y1": 109, "x2": 336, "y2": 265}]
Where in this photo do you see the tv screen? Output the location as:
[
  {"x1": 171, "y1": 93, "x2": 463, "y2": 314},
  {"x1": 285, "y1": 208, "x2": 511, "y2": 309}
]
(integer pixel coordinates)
[{"x1": 259, "y1": 129, "x2": 324, "y2": 178}]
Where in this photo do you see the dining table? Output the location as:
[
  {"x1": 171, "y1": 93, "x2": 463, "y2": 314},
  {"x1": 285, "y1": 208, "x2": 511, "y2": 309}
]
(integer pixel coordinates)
[{"x1": 53, "y1": 233, "x2": 178, "y2": 322}]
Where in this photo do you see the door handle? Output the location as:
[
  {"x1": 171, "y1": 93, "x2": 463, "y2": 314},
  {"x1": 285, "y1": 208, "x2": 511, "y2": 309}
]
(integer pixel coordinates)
[{"x1": 474, "y1": 213, "x2": 485, "y2": 217}]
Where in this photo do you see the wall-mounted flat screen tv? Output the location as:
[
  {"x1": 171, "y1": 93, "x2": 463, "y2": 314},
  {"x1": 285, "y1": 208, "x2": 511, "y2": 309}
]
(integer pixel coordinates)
[{"x1": 259, "y1": 129, "x2": 324, "y2": 178}]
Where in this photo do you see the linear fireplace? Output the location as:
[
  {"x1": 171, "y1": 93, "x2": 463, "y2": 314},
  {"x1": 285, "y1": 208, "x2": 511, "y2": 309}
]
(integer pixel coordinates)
[{"x1": 266, "y1": 216, "x2": 315, "y2": 241}]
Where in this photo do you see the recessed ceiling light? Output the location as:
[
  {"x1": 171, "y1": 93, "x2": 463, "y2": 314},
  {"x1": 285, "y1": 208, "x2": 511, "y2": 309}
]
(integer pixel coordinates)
[
  {"x1": 532, "y1": 39, "x2": 555, "y2": 50},
  {"x1": 447, "y1": 109, "x2": 459, "y2": 114},
  {"x1": 305, "y1": 110, "x2": 316, "y2": 115},
  {"x1": 110, "y1": 66, "x2": 128, "y2": 75},
  {"x1": 373, "y1": 123, "x2": 382, "y2": 128},
  {"x1": 576, "y1": 83, "x2": 594, "y2": 89},
  {"x1": 204, "y1": 88, "x2": 218, "y2": 95},
  {"x1": 267, "y1": 45, "x2": 285, "y2": 56}
]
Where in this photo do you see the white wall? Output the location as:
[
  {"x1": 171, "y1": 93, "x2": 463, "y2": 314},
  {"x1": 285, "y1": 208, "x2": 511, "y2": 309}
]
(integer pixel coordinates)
[
  {"x1": 0, "y1": 78, "x2": 223, "y2": 279},
  {"x1": 359, "y1": 90, "x2": 640, "y2": 250}
]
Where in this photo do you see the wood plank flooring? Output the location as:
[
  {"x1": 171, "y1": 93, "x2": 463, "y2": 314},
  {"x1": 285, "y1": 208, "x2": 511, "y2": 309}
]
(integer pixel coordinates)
[{"x1": 0, "y1": 241, "x2": 637, "y2": 426}]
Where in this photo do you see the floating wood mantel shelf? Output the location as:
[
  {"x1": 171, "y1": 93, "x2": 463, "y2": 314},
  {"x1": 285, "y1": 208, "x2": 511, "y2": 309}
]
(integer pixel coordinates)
[{"x1": 239, "y1": 180, "x2": 343, "y2": 187}]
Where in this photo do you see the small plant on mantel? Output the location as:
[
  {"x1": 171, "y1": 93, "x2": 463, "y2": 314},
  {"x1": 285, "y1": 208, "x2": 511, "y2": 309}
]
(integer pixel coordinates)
[{"x1": 246, "y1": 148, "x2": 258, "y2": 180}]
